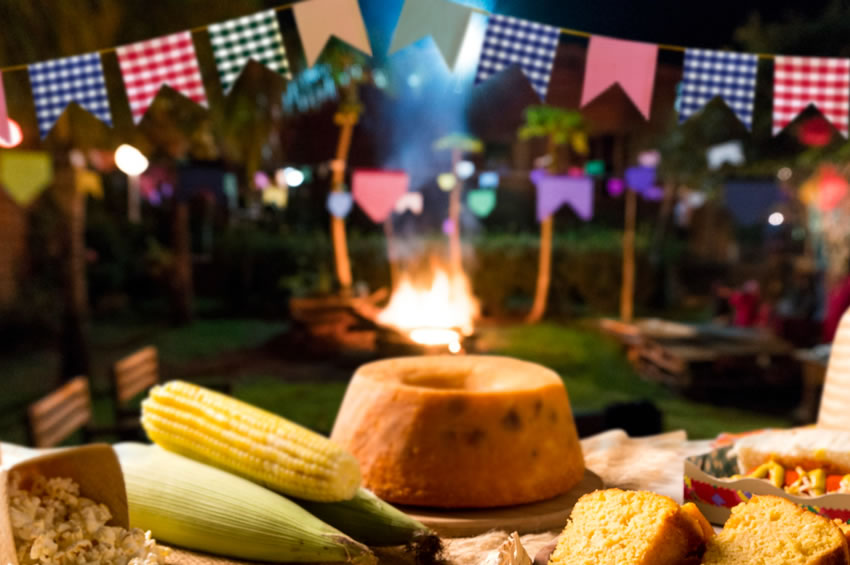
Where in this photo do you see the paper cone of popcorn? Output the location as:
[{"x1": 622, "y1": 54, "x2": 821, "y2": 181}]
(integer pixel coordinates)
[{"x1": 0, "y1": 444, "x2": 129, "y2": 565}]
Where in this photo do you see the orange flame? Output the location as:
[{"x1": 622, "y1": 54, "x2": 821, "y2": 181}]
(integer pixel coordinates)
[{"x1": 377, "y1": 268, "x2": 479, "y2": 352}]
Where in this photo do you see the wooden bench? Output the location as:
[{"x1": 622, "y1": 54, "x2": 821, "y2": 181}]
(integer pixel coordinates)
[
  {"x1": 27, "y1": 377, "x2": 94, "y2": 448},
  {"x1": 111, "y1": 346, "x2": 159, "y2": 421}
]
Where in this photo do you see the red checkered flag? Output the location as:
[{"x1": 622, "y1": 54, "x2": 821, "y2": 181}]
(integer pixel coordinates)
[
  {"x1": 773, "y1": 56, "x2": 850, "y2": 137},
  {"x1": 117, "y1": 31, "x2": 207, "y2": 124}
]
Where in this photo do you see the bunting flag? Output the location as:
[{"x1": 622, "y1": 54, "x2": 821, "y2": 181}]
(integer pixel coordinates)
[
  {"x1": 28, "y1": 53, "x2": 112, "y2": 138},
  {"x1": 474, "y1": 14, "x2": 559, "y2": 100},
  {"x1": 0, "y1": 72, "x2": 9, "y2": 143},
  {"x1": 352, "y1": 169, "x2": 409, "y2": 223},
  {"x1": 394, "y1": 191, "x2": 424, "y2": 215},
  {"x1": 0, "y1": 151, "x2": 53, "y2": 207},
  {"x1": 530, "y1": 170, "x2": 594, "y2": 221},
  {"x1": 706, "y1": 140, "x2": 745, "y2": 170},
  {"x1": 208, "y1": 10, "x2": 290, "y2": 94},
  {"x1": 679, "y1": 49, "x2": 758, "y2": 129},
  {"x1": 117, "y1": 31, "x2": 207, "y2": 123},
  {"x1": 773, "y1": 56, "x2": 850, "y2": 136},
  {"x1": 327, "y1": 191, "x2": 354, "y2": 218},
  {"x1": 389, "y1": 0, "x2": 473, "y2": 70},
  {"x1": 467, "y1": 189, "x2": 497, "y2": 218},
  {"x1": 581, "y1": 36, "x2": 658, "y2": 119},
  {"x1": 292, "y1": 0, "x2": 372, "y2": 68}
]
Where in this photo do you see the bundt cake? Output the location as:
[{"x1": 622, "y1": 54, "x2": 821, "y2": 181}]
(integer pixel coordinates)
[{"x1": 330, "y1": 355, "x2": 584, "y2": 508}]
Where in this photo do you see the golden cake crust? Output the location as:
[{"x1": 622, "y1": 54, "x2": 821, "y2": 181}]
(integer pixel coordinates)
[
  {"x1": 330, "y1": 355, "x2": 585, "y2": 508},
  {"x1": 547, "y1": 489, "x2": 711, "y2": 565},
  {"x1": 702, "y1": 495, "x2": 850, "y2": 565}
]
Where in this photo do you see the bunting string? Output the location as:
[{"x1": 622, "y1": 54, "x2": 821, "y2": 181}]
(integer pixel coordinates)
[
  {"x1": 0, "y1": 1, "x2": 797, "y2": 76},
  {"x1": 0, "y1": 0, "x2": 844, "y2": 142}
]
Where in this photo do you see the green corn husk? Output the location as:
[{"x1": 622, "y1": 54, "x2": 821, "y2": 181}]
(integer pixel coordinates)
[
  {"x1": 295, "y1": 487, "x2": 442, "y2": 555},
  {"x1": 113, "y1": 443, "x2": 375, "y2": 564}
]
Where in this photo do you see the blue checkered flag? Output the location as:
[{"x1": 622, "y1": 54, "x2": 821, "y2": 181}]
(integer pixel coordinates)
[
  {"x1": 29, "y1": 52, "x2": 112, "y2": 138},
  {"x1": 679, "y1": 49, "x2": 758, "y2": 130},
  {"x1": 475, "y1": 14, "x2": 560, "y2": 100}
]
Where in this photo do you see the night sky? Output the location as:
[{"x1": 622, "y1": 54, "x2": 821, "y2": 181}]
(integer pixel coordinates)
[{"x1": 480, "y1": 0, "x2": 833, "y2": 49}]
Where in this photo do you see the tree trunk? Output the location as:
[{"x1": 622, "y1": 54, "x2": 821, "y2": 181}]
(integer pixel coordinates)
[
  {"x1": 526, "y1": 216, "x2": 553, "y2": 323},
  {"x1": 526, "y1": 135, "x2": 559, "y2": 324},
  {"x1": 331, "y1": 111, "x2": 357, "y2": 294},
  {"x1": 448, "y1": 148, "x2": 463, "y2": 277},
  {"x1": 384, "y1": 218, "x2": 399, "y2": 286},
  {"x1": 60, "y1": 168, "x2": 90, "y2": 378},
  {"x1": 170, "y1": 201, "x2": 193, "y2": 326},
  {"x1": 52, "y1": 116, "x2": 90, "y2": 380},
  {"x1": 620, "y1": 186, "x2": 637, "y2": 323}
]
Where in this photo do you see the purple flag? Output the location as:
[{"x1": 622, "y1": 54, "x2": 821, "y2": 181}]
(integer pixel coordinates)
[
  {"x1": 530, "y1": 170, "x2": 594, "y2": 222},
  {"x1": 625, "y1": 165, "x2": 656, "y2": 192}
]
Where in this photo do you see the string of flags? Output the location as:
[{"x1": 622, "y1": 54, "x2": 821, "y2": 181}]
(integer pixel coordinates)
[{"x1": 2, "y1": 0, "x2": 850, "y2": 145}]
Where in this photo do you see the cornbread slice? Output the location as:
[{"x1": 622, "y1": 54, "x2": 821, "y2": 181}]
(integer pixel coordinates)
[
  {"x1": 703, "y1": 495, "x2": 850, "y2": 565},
  {"x1": 547, "y1": 489, "x2": 711, "y2": 565}
]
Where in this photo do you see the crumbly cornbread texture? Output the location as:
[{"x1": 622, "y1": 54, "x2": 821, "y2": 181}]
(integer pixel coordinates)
[
  {"x1": 703, "y1": 495, "x2": 850, "y2": 565},
  {"x1": 548, "y1": 488, "x2": 711, "y2": 565}
]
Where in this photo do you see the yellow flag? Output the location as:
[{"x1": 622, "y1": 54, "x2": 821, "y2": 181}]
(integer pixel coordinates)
[
  {"x1": 262, "y1": 185, "x2": 288, "y2": 209},
  {"x1": 0, "y1": 150, "x2": 53, "y2": 207},
  {"x1": 75, "y1": 169, "x2": 103, "y2": 199}
]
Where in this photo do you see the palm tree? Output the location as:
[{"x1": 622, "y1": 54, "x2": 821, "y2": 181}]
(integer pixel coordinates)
[
  {"x1": 518, "y1": 106, "x2": 589, "y2": 323},
  {"x1": 320, "y1": 46, "x2": 376, "y2": 295},
  {"x1": 433, "y1": 133, "x2": 483, "y2": 277}
]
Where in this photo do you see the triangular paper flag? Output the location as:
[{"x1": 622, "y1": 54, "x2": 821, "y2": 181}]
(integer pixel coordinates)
[
  {"x1": 773, "y1": 56, "x2": 850, "y2": 137},
  {"x1": 474, "y1": 14, "x2": 560, "y2": 100},
  {"x1": 581, "y1": 36, "x2": 658, "y2": 119},
  {"x1": 117, "y1": 32, "x2": 208, "y2": 123},
  {"x1": 467, "y1": 189, "x2": 496, "y2": 217},
  {"x1": 0, "y1": 151, "x2": 53, "y2": 207},
  {"x1": 394, "y1": 191, "x2": 423, "y2": 215},
  {"x1": 624, "y1": 166, "x2": 656, "y2": 192},
  {"x1": 530, "y1": 170, "x2": 594, "y2": 221},
  {"x1": 75, "y1": 169, "x2": 103, "y2": 199},
  {"x1": 680, "y1": 49, "x2": 758, "y2": 130},
  {"x1": 389, "y1": 0, "x2": 473, "y2": 70},
  {"x1": 293, "y1": 0, "x2": 373, "y2": 68},
  {"x1": 0, "y1": 72, "x2": 9, "y2": 143},
  {"x1": 262, "y1": 185, "x2": 288, "y2": 208},
  {"x1": 208, "y1": 10, "x2": 291, "y2": 93},
  {"x1": 28, "y1": 53, "x2": 113, "y2": 138},
  {"x1": 327, "y1": 191, "x2": 354, "y2": 218},
  {"x1": 352, "y1": 169, "x2": 409, "y2": 223},
  {"x1": 706, "y1": 141, "x2": 745, "y2": 170}
]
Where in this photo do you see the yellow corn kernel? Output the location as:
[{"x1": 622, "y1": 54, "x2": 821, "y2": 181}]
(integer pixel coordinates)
[{"x1": 141, "y1": 380, "x2": 360, "y2": 502}]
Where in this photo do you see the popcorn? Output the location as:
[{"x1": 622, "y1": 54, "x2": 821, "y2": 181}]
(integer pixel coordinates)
[{"x1": 8, "y1": 472, "x2": 169, "y2": 565}]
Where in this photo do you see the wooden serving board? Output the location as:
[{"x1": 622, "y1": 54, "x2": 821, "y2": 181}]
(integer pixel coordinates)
[{"x1": 399, "y1": 469, "x2": 603, "y2": 538}]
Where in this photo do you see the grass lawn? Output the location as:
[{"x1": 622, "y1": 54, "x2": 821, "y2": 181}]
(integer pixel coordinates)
[
  {"x1": 0, "y1": 318, "x2": 793, "y2": 444},
  {"x1": 233, "y1": 322, "x2": 792, "y2": 439}
]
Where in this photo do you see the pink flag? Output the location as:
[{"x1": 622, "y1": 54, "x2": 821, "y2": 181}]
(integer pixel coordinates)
[
  {"x1": 352, "y1": 169, "x2": 409, "y2": 223},
  {"x1": 581, "y1": 36, "x2": 658, "y2": 120},
  {"x1": 293, "y1": 0, "x2": 373, "y2": 68},
  {"x1": 0, "y1": 71, "x2": 9, "y2": 143}
]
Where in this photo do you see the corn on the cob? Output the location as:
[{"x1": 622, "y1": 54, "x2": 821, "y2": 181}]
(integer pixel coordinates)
[
  {"x1": 296, "y1": 487, "x2": 439, "y2": 549},
  {"x1": 141, "y1": 380, "x2": 360, "y2": 502},
  {"x1": 114, "y1": 442, "x2": 375, "y2": 564}
]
